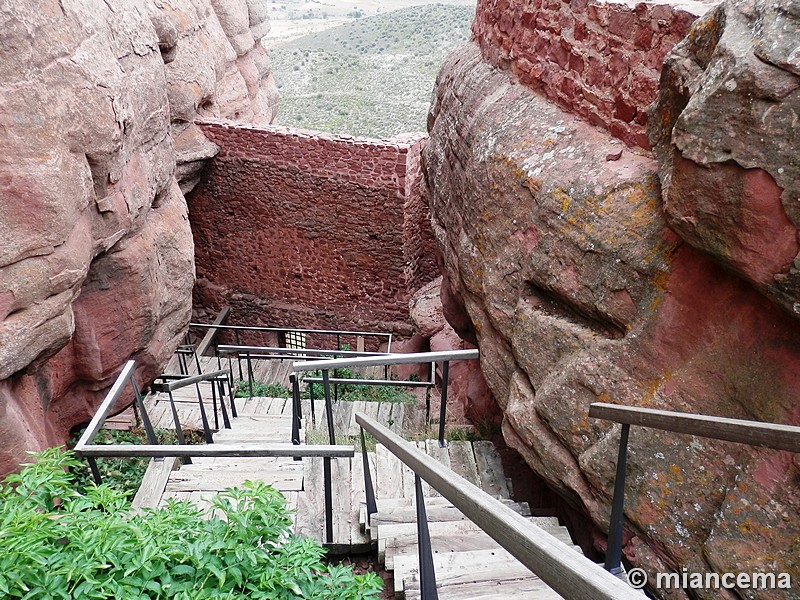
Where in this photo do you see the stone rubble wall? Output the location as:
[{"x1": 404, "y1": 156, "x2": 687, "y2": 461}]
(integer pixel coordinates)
[
  {"x1": 472, "y1": 0, "x2": 716, "y2": 148},
  {"x1": 189, "y1": 121, "x2": 436, "y2": 334}
]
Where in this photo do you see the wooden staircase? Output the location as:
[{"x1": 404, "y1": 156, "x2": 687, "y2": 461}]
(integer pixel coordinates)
[{"x1": 133, "y1": 378, "x2": 577, "y2": 599}]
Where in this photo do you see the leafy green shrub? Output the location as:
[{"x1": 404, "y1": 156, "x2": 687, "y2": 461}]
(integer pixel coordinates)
[
  {"x1": 0, "y1": 449, "x2": 383, "y2": 599},
  {"x1": 301, "y1": 369, "x2": 415, "y2": 404},
  {"x1": 68, "y1": 428, "x2": 198, "y2": 501},
  {"x1": 234, "y1": 380, "x2": 292, "y2": 399}
]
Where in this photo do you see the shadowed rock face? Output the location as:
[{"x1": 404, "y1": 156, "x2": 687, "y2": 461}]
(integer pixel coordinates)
[
  {"x1": 424, "y1": 37, "x2": 799, "y2": 594},
  {"x1": 0, "y1": 0, "x2": 277, "y2": 476}
]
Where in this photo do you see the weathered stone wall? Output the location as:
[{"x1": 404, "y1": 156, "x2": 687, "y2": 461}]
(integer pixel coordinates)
[
  {"x1": 189, "y1": 122, "x2": 435, "y2": 333},
  {"x1": 423, "y1": 0, "x2": 799, "y2": 594},
  {"x1": 472, "y1": 0, "x2": 715, "y2": 148},
  {"x1": 0, "y1": 0, "x2": 277, "y2": 477}
]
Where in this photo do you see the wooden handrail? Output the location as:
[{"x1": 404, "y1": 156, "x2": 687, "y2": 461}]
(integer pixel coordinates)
[
  {"x1": 293, "y1": 349, "x2": 480, "y2": 372},
  {"x1": 195, "y1": 306, "x2": 230, "y2": 356},
  {"x1": 355, "y1": 412, "x2": 640, "y2": 600},
  {"x1": 589, "y1": 403, "x2": 800, "y2": 453},
  {"x1": 74, "y1": 443, "x2": 355, "y2": 458}
]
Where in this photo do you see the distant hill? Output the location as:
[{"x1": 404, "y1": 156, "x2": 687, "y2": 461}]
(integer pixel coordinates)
[{"x1": 269, "y1": 4, "x2": 475, "y2": 138}]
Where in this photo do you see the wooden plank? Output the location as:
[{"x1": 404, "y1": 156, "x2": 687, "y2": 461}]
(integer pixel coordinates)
[
  {"x1": 589, "y1": 402, "x2": 800, "y2": 452},
  {"x1": 395, "y1": 548, "x2": 555, "y2": 599},
  {"x1": 334, "y1": 400, "x2": 354, "y2": 436},
  {"x1": 390, "y1": 403, "x2": 405, "y2": 433},
  {"x1": 368, "y1": 502, "x2": 535, "y2": 529},
  {"x1": 132, "y1": 457, "x2": 179, "y2": 509},
  {"x1": 473, "y1": 440, "x2": 510, "y2": 499},
  {"x1": 328, "y1": 456, "x2": 353, "y2": 554},
  {"x1": 404, "y1": 574, "x2": 562, "y2": 600},
  {"x1": 355, "y1": 412, "x2": 640, "y2": 600},
  {"x1": 376, "y1": 444, "x2": 405, "y2": 500},
  {"x1": 447, "y1": 441, "x2": 481, "y2": 488},
  {"x1": 295, "y1": 457, "x2": 324, "y2": 542},
  {"x1": 347, "y1": 401, "x2": 367, "y2": 437},
  {"x1": 164, "y1": 470, "x2": 303, "y2": 492},
  {"x1": 383, "y1": 524, "x2": 575, "y2": 571},
  {"x1": 349, "y1": 452, "x2": 374, "y2": 551},
  {"x1": 424, "y1": 440, "x2": 450, "y2": 498}
]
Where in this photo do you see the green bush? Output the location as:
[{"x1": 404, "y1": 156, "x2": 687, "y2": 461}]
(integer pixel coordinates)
[
  {"x1": 301, "y1": 368, "x2": 415, "y2": 404},
  {"x1": 234, "y1": 380, "x2": 292, "y2": 399},
  {"x1": 0, "y1": 449, "x2": 382, "y2": 599},
  {"x1": 68, "y1": 428, "x2": 197, "y2": 501}
]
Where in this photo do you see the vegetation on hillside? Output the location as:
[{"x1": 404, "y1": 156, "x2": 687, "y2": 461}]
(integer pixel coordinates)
[
  {"x1": 0, "y1": 449, "x2": 382, "y2": 599},
  {"x1": 270, "y1": 4, "x2": 475, "y2": 137}
]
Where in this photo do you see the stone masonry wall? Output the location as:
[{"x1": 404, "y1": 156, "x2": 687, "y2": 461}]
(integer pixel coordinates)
[
  {"x1": 189, "y1": 121, "x2": 434, "y2": 334},
  {"x1": 473, "y1": 0, "x2": 715, "y2": 148}
]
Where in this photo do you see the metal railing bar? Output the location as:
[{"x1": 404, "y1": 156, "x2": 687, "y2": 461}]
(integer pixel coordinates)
[
  {"x1": 192, "y1": 323, "x2": 392, "y2": 339},
  {"x1": 322, "y1": 370, "x2": 336, "y2": 445},
  {"x1": 133, "y1": 380, "x2": 158, "y2": 445},
  {"x1": 438, "y1": 361, "x2": 449, "y2": 448},
  {"x1": 293, "y1": 349, "x2": 480, "y2": 372},
  {"x1": 74, "y1": 443, "x2": 356, "y2": 458},
  {"x1": 302, "y1": 377, "x2": 434, "y2": 388},
  {"x1": 166, "y1": 390, "x2": 190, "y2": 464},
  {"x1": 415, "y1": 474, "x2": 439, "y2": 600},
  {"x1": 156, "y1": 369, "x2": 230, "y2": 392},
  {"x1": 217, "y1": 345, "x2": 386, "y2": 359},
  {"x1": 355, "y1": 412, "x2": 640, "y2": 600},
  {"x1": 75, "y1": 360, "x2": 137, "y2": 448},
  {"x1": 195, "y1": 307, "x2": 230, "y2": 357},
  {"x1": 589, "y1": 402, "x2": 800, "y2": 453}
]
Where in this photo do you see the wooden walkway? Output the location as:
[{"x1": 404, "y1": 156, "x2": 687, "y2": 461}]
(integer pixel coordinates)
[{"x1": 130, "y1": 356, "x2": 575, "y2": 598}]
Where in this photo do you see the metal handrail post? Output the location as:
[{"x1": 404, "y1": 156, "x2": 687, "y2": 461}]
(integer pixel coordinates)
[
  {"x1": 87, "y1": 458, "x2": 102, "y2": 485},
  {"x1": 246, "y1": 351, "x2": 255, "y2": 400},
  {"x1": 322, "y1": 369, "x2": 336, "y2": 444},
  {"x1": 438, "y1": 361, "x2": 449, "y2": 447},
  {"x1": 234, "y1": 330, "x2": 244, "y2": 379},
  {"x1": 196, "y1": 382, "x2": 214, "y2": 444},
  {"x1": 167, "y1": 390, "x2": 191, "y2": 464},
  {"x1": 290, "y1": 374, "x2": 301, "y2": 446},
  {"x1": 323, "y1": 456, "x2": 334, "y2": 544},
  {"x1": 133, "y1": 381, "x2": 158, "y2": 445},
  {"x1": 415, "y1": 474, "x2": 439, "y2": 600},
  {"x1": 360, "y1": 428, "x2": 377, "y2": 526},
  {"x1": 217, "y1": 379, "x2": 231, "y2": 429},
  {"x1": 605, "y1": 424, "x2": 630, "y2": 578},
  {"x1": 211, "y1": 378, "x2": 219, "y2": 430}
]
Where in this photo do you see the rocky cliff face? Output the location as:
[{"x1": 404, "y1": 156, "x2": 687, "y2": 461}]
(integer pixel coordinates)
[
  {"x1": 424, "y1": 0, "x2": 799, "y2": 592},
  {"x1": 0, "y1": 0, "x2": 277, "y2": 476}
]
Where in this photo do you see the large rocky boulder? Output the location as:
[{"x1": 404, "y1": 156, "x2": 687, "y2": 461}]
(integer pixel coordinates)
[
  {"x1": 0, "y1": 0, "x2": 277, "y2": 476},
  {"x1": 649, "y1": 0, "x2": 800, "y2": 318},
  {"x1": 424, "y1": 37, "x2": 799, "y2": 596}
]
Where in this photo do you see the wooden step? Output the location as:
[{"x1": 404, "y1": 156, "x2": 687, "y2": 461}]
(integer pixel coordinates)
[
  {"x1": 294, "y1": 456, "x2": 353, "y2": 554},
  {"x1": 395, "y1": 548, "x2": 563, "y2": 600},
  {"x1": 404, "y1": 572, "x2": 562, "y2": 600},
  {"x1": 364, "y1": 501, "x2": 532, "y2": 533},
  {"x1": 381, "y1": 519, "x2": 574, "y2": 570},
  {"x1": 473, "y1": 440, "x2": 511, "y2": 498}
]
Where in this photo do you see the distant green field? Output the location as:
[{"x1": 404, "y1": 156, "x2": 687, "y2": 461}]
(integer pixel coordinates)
[{"x1": 270, "y1": 4, "x2": 475, "y2": 138}]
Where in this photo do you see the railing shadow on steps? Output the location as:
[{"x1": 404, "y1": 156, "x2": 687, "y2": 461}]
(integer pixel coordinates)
[
  {"x1": 354, "y1": 411, "x2": 641, "y2": 600},
  {"x1": 73, "y1": 359, "x2": 355, "y2": 542},
  {"x1": 589, "y1": 402, "x2": 800, "y2": 581}
]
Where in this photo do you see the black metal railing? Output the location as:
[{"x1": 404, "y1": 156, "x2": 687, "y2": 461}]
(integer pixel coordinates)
[
  {"x1": 589, "y1": 402, "x2": 800, "y2": 580},
  {"x1": 291, "y1": 349, "x2": 480, "y2": 447},
  {"x1": 356, "y1": 412, "x2": 639, "y2": 600},
  {"x1": 74, "y1": 359, "x2": 355, "y2": 545}
]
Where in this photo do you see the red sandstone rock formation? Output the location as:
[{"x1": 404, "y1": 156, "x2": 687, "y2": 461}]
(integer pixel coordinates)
[
  {"x1": 0, "y1": 0, "x2": 277, "y2": 476},
  {"x1": 424, "y1": 0, "x2": 799, "y2": 593}
]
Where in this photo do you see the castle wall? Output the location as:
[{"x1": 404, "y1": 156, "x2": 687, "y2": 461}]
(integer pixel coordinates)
[
  {"x1": 473, "y1": 0, "x2": 707, "y2": 148},
  {"x1": 188, "y1": 121, "x2": 435, "y2": 334}
]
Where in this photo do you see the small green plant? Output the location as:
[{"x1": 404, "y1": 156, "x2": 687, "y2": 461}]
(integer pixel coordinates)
[
  {"x1": 300, "y1": 369, "x2": 416, "y2": 404},
  {"x1": 68, "y1": 427, "x2": 198, "y2": 500},
  {"x1": 0, "y1": 449, "x2": 383, "y2": 599},
  {"x1": 446, "y1": 427, "x2": 481, "y2": 443},
  {"x1": 234, "y1": 380, "x2": 292, "y2": 398}
]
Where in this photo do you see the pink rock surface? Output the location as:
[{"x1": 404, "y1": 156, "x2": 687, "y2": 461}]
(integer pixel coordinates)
[
  {"x1": 0, "y1": 0, "x2": 276, "y2": 476},
  {"x1": 424, "y1": 39, "x2": 799, "y2": 594},
  {"x1": 649, "y1": 0, "x2": 800, "y2": 317}
]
